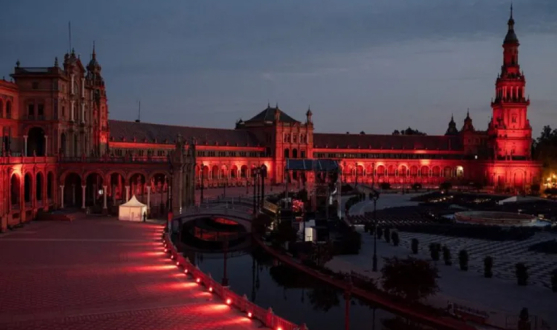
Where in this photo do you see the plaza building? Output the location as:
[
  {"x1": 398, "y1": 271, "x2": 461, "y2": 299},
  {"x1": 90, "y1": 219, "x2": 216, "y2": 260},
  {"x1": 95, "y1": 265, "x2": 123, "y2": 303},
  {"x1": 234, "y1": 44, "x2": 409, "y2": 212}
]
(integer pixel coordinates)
[{"x1": 0, "y1": 12, "x2": 541, "y2": 231}]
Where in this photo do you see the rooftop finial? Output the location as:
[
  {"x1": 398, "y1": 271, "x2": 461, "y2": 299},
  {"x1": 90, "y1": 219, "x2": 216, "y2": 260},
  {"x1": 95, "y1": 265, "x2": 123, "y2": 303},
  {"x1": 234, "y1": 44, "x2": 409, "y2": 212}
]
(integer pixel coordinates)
[
  {"x1": 275, "y1": 102, "x2": 279, "y2": 109},
  {"x1": 92, "y1": 40, "x2": 96, "y2": 59},
  {"x1": 510, "y1": 3, "x2": 513, "y2": 20},
  {"x1": 54, "y1": 57, "x2": 58, "y2": 67}
]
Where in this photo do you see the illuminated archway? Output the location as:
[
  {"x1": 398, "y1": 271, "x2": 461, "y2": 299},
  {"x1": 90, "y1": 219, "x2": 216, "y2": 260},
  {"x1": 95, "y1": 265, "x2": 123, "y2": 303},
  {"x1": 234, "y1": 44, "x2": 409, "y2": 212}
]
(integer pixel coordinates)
[{"x1": 10, "y1": 174, "x2": 20, "y2": 207}]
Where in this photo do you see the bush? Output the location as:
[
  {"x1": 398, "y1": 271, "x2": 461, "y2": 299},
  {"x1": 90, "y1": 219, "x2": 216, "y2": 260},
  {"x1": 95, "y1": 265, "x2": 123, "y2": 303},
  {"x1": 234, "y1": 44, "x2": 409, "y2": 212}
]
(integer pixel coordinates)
[
  {"x1": 391, "y1": 231, "x2": 400, "y2": 246},
  {"x1": 412, "y1": 183, "x2": 422, "y2": 192},
  {"x1": 458, "y1": 250, "x2": 469, "y2": 271},
  {"x1": 551, "y1": 269, "x2": 557, "y2": 292},
  {"x1": 380, "y1": 182, "x2": 391, "y2": 190},
  {"x1": 384, "y1": 228, "x2": 391, "y2": 243},
  {"x1": 411, "y1": 238, "x2": 419, "y2": 254},
  {"x1": 515, "y1": 263, "x2": 528, "y2": 286},
  {"x1": 442, "y1": 246, "x2": 452, "y2": 266},
  {"x1": 439, "y1": 181, "x2": 452, "y2": 192},
  {"x1": 484, "y1": 256, "x2": 493, "y2": 278},
  {"x1": 381, "y1": 257, "x2": 439, "y2": 302},
  {"x1": 429, "y1": 243, "x2": 441, "y2": 261},
  {"x1": 377, "y1": 227, "x2": 383, "y2": 239}
]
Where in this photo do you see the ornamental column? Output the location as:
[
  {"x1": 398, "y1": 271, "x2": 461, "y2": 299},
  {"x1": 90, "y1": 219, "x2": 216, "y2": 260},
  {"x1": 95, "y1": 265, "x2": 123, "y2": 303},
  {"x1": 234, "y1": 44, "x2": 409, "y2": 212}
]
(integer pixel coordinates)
[
  {"x1": 146, "y1": 186, "x2": 151, "y2": 212},
  {"x1": 44, "y1": 135, "x2": 48, "y2": 156},
  {"x1": 60, "y1": 185, "x2": 64, "y2": 208},
  {"x1": 125, "y1": 185, "x2": 130, "y2": 201},
  {"x1": 81, "y1": 185, "x2": 86, "y2": 209},
  {"x1": 103, "y1": 185, "x2": 108, "y2": 210},
  {"x1": 23, "y1": 135, "x2": 28, "y2": 156}
]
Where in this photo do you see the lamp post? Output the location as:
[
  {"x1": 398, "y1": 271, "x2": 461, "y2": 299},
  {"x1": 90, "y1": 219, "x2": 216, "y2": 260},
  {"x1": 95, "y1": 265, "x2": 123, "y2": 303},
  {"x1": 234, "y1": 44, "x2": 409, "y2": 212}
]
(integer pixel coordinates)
[
  {"x1": 371, "y1": 189, "x2": 380, "y2": 272},
  {"x1": 222, "y1": 238, "x2": 229, "y2": 286},
  {"x1": 260, "y1": 165, "x2": 266, "y2": 208},
  {"x1": 252, "y1": 167, "x2": 259, "y2": 216},
  {"x1": 223, "y1": 174, "x2": 227, "y2": 198},
  {"x1": 200, "y1": 164, "x2": 204, "y2": 205}
]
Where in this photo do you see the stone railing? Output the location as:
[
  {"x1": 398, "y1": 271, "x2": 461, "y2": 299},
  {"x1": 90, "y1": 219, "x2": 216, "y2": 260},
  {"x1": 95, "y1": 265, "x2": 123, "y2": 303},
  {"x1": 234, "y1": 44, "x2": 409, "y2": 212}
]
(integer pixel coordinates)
[{"x1": 162, "y1": 235, "x2": 307, "y2": 330}]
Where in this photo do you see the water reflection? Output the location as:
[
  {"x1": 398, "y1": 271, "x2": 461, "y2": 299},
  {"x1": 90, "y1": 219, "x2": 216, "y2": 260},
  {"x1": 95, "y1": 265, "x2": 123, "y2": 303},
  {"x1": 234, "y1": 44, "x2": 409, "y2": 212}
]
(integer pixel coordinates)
[{"x1": 180, "y1": 244, "x2": 433, "y2": 329}]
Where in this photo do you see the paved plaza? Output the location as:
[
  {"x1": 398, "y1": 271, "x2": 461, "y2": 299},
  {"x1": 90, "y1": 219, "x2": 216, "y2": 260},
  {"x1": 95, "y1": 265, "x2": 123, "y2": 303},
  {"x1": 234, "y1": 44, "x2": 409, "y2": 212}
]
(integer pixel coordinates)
[
  {"x1": 329, "y1": 195, "x2": 557, "y2": 328},
  {"x1": 0, "y1": 217, "x2": 263, "y2": 330}
]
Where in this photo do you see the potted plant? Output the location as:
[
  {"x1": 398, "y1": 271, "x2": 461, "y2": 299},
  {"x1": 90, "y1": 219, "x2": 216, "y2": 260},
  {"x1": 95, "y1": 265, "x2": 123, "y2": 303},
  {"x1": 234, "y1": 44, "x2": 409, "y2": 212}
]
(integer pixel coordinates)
[{"x1": 442, "y1": 245, "x2": 452, "y2": 266}]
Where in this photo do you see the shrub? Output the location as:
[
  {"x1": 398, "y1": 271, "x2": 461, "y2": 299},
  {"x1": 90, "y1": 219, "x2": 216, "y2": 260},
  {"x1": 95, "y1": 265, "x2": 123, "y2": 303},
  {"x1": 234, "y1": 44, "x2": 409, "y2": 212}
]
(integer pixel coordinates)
[
  {"x1": 380, "y1": 182, "x2": 391, "y2": 190},
  {"x1": 384, "y1": 228, "x2": 391, "y2": 243},
  {"x1": 442, "y1": 246, "x2": 452, "y2": 266},
  {"x1": 429, "y1": 243, "x2": 441, "y2": 261},
  {"x1": 515, "y1": 263, "x2": 528, "y2": 286},
  {"x1": 551, "y1": 269, "x2": 557, "y2": 292},
  {"x1": 412, "y1": 183, "x2": 422, "y2": 192},
  {"x1": 411, "y1": 238, "x2": 419, "y2": 254},
  {"x1": 391, "y1": 231, "x2": 400, "y2": 246},
  {"x1": 484, "y1": 256, "x2": 493, "y2": 278},
  {"x1": 381, "y1": 257, "x2": 439, "y2": 302},
  {"x1": 377, "y1": 227, "x2": 383, "y2": 239},
  {"x1": 458, "y1": 250, "x2": 469, "y2": 271},
  {"x1": 439, "y1": 181, "x2": 452, "y2": 192}
]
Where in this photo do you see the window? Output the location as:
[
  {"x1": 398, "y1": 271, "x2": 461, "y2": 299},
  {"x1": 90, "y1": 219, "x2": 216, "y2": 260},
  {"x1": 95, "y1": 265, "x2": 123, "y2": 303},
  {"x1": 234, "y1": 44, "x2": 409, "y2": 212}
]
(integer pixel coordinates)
[
  {"x1": 293, "y1": 134, "x2": 297, "y2": 143},
  {"x1": 6, "y1": 101, "x2": 11, "y2": 119},
  {"x1": 115, "y1": 149, "x2": 123, "y2": 156},
  {"x1": 511, "y1": 115, "x2": 517, "y2": 123},
  {"x1": 28, "y1": 104, "x2": 35, "y2": 117},
  {"x1": 62, "y1": 106, "x2": 65, "y2": 118},
  {"x1": 38, "y1": 104, "x2": 44, "y2": 117},
  {"x1": 301, "y1": 150, "x2": 306, "y2": 158}
]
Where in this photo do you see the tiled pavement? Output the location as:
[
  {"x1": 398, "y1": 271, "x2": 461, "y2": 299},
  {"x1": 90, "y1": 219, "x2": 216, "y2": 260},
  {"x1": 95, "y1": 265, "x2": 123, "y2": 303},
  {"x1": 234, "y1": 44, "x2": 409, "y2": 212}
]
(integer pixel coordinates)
[{"x1": 0, "y1": 218, "x2": 263, "y2": 330}]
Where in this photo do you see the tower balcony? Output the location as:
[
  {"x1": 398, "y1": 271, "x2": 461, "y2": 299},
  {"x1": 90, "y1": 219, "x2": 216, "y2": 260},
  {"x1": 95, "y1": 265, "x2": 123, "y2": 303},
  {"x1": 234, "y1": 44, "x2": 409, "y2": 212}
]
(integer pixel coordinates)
[{"x1": 491, "y1": 97, "x2": 530, "y2": 107}]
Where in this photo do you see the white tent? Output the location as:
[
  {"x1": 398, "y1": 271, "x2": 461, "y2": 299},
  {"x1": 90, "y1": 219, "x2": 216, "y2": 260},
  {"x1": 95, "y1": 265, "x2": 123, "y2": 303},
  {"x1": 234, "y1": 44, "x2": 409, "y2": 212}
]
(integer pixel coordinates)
[{"x1": 118, "y1": 195, "x2": 147, "y2": 222}]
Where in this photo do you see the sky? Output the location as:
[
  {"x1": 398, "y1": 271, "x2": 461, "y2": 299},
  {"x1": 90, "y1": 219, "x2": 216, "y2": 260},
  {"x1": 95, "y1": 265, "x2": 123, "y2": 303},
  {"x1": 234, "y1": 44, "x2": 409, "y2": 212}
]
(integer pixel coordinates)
[{"x1": 1, "y1": 0, "x2": 556, "y2": 136}]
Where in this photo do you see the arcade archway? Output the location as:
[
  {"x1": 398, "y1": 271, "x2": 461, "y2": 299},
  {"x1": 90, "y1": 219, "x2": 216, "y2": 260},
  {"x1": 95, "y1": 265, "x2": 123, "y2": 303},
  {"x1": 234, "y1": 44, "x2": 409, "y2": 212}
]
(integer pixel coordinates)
[
  {"x1": 10, "y1": 174, "x2": 20, "y2": 208},
  {"x1": 64, "y1": 173, "x2": 82, "y2": 208},
  {"x1": 27, "y1": 127, "x2": 46, "y2": 156}
]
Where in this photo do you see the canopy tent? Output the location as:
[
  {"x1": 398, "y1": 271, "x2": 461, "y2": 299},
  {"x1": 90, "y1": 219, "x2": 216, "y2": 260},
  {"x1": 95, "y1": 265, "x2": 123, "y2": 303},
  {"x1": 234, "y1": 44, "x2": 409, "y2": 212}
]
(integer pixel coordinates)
[{"x1": 119, "y1": 195, "x2": 147, "y2": 222}]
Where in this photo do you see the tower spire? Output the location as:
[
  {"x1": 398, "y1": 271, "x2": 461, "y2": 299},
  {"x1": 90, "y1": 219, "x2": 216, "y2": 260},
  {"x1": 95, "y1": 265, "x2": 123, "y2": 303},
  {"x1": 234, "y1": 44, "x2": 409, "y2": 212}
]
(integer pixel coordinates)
[{"x1": 92, "y1": 41, "x2": 96, "y2": 59}]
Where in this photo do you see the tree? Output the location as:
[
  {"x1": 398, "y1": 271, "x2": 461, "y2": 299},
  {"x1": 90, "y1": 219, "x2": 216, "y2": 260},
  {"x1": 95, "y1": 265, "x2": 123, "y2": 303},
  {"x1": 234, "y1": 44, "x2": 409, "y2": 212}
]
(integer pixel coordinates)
[
  {"x1": 532, "y1": 125, "x2": 557, "y2": 179},
  {"x1": 551, "y1": 269, "x2": 557, "y2": 292},
  {"x1": 311, "y1": 241, "x2": 334, "y2": 268},
  {"x1": 384, "y1": 228, "x2": 391, "y2": 243},
  {"x1": 391, "y1": 231, "x2": 400, "y2": 246},
  {"x1": 458, "y1": 250, "x2": 469, "y2": 271},
  {"x1": 442, "y1": 246, "x2": 452, "y2": 266},
  {"x1": 429, "y1": 243, "x2": 441, "y2": 261},
  {"x1": 484, "y1": 256, "x2": 493, "y2": 278},
  {"x1": 411, "y1": 238, "x2": 419, "y2": 254},
  {"x1": 515, "y1": 263, "x2": 528, "y2": 286},
  {"x1": 381, "y1": 257, "x2": 439, "y2": 302}
]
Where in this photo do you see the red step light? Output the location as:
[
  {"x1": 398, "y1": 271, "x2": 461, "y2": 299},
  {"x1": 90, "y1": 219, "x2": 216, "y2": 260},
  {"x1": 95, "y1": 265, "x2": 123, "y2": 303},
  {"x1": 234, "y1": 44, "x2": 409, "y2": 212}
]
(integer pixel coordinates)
[
  {"x1": 176, "y1": 262, "x2": 180, "y2": 266},
  {"x1": 184, "y1": 269, "x2": 188, "y2": 274},
  {"x1": 226, "y1": 298, "x2": 232, "y2": 305},
  {"x1": 196, "y1": 278, "x2": 201, "y2": 283},
  {"x1": 209, "y1": 287, "x2": 213, "y2": 292},
  {"x1": 247, "y1": 312, "x2": 253, "y2": 318}
]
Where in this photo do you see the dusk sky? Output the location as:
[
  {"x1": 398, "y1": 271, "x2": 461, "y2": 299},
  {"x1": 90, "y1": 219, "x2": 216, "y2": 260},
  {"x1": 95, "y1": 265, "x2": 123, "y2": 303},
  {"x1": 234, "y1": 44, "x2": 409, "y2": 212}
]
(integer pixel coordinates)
[{"x1": 1, "y1": 0, "x2": 556, "y2": 136}]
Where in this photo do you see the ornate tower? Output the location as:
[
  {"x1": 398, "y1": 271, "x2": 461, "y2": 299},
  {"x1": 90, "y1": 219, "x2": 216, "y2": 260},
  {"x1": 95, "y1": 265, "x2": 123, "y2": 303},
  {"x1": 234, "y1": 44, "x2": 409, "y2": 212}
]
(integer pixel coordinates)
[
  {"x1": 489, "y1": 6, "x2": 532, "y2": 160},
  {"x1": 86, "y1": 44, "x2": 109, "y2": 156}
]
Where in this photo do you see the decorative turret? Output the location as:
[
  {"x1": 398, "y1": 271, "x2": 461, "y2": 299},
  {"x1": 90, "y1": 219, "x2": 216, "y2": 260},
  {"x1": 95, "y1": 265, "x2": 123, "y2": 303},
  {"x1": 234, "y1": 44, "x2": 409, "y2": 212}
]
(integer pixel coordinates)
[
  {"x1": 86, "y1": 42, "x2": 104, "y2": 87},
  {"x1": 445, "y1": 115, "x2": 459, "y2": 135},
  {"x1": 306, "y1": 106, "x2": 313, "y2": 124},
  {"x1": 461, "y1": 109, "x2": 475, "y2": 131}
]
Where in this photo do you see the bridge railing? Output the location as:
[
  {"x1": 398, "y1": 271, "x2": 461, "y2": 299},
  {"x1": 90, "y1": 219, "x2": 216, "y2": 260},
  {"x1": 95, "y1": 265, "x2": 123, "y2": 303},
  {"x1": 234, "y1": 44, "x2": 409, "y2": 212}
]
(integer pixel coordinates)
[
  {"x1": 180, "y1": 205, "x2": 252, "y2": 220},
  {"x1": 163, "y1": 235, "x2": 307, "y2": 330}
]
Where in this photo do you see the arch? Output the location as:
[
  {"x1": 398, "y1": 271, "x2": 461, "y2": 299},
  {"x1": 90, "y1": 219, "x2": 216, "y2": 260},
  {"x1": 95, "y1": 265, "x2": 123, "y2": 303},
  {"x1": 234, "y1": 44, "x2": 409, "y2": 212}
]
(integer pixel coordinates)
[
  {"x1": 443, "y1": 166, "x2": 452, "y2": 178},
  {"x1": 147, "y1": 171, "x2": 170, "y2": 184},
  {"x1": 85, "y1": 172, "x2": 104, "y2": 207},
  {"x1": 376, "y1": 165, "x2": 386, "y2": 176},
  {"x1": 432, "y1": 166, "x2": 441, "y2": 177},
  {"x1": 455, "y1": 166, "x2": 464, "y2": 177},
  {"x1": 201, "y1": 165, "x2": 210, "y2": 179},
  {"x1": 387, "y1": 165, "x2": 396, "y2": 176},
  {"x1": 24, "y1": 173, "x2": 32, "y2": 203},
  {"x1": 211, "y1": 165, "x2": 219, "y2": 179},
  {"x1": 240, "y1": 165, "x2": 248, "y2": 178},
  {"x1": 36, "y1": 172, "x2": 44, "y2": 201},
  {"x1": 0, "y1": 99, "x2": 3, "y2": 118},
  {"x1": 27, "y1": 127, "x2": 46, "y2": 156},
  {"x1": 129, "y1": 172, "x2": 146, "y2": 202},
  {"x1": 410, "y1": 166, "x2": 418, "y2": 176},
  {"x1": 284, "y1": 149, "x2": 290, "y2": 159},
  {"x1": 230, "y1": 165, "x2": 238, "y2": 178},
  {"x1": 6, "y1": 100, "x2": 11, "y2": 119},
  {"x1": 399, "y1": 165, "x2": 408, "y2": 177},
  {"x1": 420, "y1": 166, "x2": 429, "y2": 177},
  {"x1": 292, "y1": 148, "x2": 298, "y2": 159},
  {"x1": 10, "y1": 174, "x2": 20, "y2": 207},
  {"x1": 109, "y1": 172, "x2": 126, "y2": 203},
  {"x1": 63, "y1": 172, "x2": 82, "y2": 207},
  {"x1": 220, "y1": 165, "x2": 227, "y2": 179},
  {"x1": 513, "y1": 169, "x2": 526, "y2": 188},
  {"x1": 356, "y1": 164, "x2": 364, "y2": 176},
  {"x1": 47, "y1": 171, "x2": 54, "y2": 199}
]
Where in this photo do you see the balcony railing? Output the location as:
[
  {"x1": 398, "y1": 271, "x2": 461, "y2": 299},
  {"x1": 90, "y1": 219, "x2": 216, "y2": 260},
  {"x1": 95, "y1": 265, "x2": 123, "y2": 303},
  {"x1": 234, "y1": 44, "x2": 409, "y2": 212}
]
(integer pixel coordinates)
[{"x1": 59, "y1": 156, "x2": 169, "y2": 163}]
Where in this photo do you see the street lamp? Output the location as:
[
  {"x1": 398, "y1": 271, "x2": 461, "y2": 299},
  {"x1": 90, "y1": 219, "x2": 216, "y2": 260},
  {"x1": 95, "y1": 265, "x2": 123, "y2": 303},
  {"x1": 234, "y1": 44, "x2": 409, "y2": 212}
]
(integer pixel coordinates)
[
  {"x1": 371, "y1": 189, "x2": 380, "y2": 272},
  {"x1": 260, "y1": 165, "x2": 266, "y2": 207},
  {"x1": 252, "y1": 167, "x2": 260, "y2": 216},
  {"x1": 223, "y1": 174, "x2": 227, "y2": 198},
  {"x1": 200, "y1": 164, "x2": 205, "y2": 205}
]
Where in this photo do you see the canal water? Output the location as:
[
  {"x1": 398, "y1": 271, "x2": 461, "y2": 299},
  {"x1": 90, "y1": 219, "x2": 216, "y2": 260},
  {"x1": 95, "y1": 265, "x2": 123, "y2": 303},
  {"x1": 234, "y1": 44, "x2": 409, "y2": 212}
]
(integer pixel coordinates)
[{"x1": 180, "y1": 243, "x2": 434, "y2": 330}]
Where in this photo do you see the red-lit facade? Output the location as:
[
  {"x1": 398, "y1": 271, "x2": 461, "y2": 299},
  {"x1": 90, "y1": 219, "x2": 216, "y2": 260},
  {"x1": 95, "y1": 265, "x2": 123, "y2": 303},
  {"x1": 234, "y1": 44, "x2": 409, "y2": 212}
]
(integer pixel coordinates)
[{"x1": 0, "y1": 13, "x2": 542, "y2": 231}]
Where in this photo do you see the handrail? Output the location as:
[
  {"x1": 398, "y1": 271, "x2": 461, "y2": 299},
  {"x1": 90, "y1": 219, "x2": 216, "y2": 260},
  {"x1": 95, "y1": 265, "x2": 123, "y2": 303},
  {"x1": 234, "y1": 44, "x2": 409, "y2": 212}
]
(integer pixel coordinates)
[{"x1": 163, "y1": 234, "x2": 307, "y2": 330}]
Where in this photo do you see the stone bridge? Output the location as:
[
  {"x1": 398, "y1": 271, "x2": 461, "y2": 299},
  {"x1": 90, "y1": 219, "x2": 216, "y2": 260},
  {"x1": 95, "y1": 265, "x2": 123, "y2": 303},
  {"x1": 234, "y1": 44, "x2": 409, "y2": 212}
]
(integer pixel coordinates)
[{"x1": 170, "y1": 202, "x2": 254, "y2": 234}]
